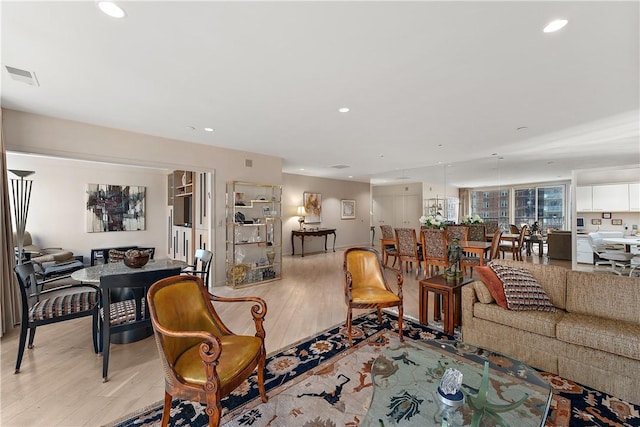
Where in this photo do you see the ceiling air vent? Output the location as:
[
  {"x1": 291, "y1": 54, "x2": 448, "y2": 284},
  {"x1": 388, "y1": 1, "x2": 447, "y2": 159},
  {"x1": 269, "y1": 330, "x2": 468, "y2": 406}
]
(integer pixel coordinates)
[
  {"x1": 5, "y1": 66, "x2": 39, "y2": 86},
  {"x1": 330, "y1": 164, "x2": 350, "y2": 169}
]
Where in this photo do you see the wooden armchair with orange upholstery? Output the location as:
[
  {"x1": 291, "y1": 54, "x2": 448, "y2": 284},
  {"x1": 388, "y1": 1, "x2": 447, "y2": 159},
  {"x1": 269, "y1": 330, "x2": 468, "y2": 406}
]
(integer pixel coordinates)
[
  {"x1": 147, "y1": 275, "x2": 268, "y2": 427},
  {"x1": 343, "y1": 247, "x2": 403, "y2": 345}
]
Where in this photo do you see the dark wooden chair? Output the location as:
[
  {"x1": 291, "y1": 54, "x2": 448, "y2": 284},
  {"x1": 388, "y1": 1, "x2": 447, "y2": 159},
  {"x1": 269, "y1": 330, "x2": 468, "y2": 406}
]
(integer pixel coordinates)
[
  {"x1": 99, "y1": 267, "x2": 182, "y2": 382},
  {"x1": 182, "y1": 248, "x2": 213, "y2": 287},
  {"x1": 500, "y1": 225, "x2": 528, "y2": 261},
  {"x1": 343, "y1": 247, "x2": 403, "y2": 344},
  {"x1": 461, "y1": 230, "x2": 503, "y2": 276},
  {"x1": 148, "y1": 275, "x2": 268, "y2": 427},
  {"x1": 13, "y1": 262, "x2": 100, "y2": 373}
]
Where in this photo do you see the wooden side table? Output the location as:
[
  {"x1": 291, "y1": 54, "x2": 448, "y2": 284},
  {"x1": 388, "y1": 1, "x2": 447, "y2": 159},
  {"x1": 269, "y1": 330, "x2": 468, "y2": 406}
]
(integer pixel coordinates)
[{"x1": 419, "y1": 275, "x2": 473, "y2": 335}]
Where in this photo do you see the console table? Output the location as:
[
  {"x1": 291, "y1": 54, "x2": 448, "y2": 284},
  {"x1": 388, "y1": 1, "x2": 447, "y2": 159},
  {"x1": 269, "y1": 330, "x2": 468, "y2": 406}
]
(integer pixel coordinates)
[{"x1": 291, "y1": 228, "x2": 336, "y2": 257}]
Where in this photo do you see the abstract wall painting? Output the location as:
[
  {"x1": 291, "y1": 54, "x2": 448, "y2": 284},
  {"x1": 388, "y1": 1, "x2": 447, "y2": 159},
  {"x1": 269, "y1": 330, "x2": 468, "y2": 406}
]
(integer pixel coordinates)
[
  {"x1": 86, "y1": 184, "x2": 146, "y2": 232},
  {"x1": 303, "y1": 192, "x2": 322, "y2": 223}
]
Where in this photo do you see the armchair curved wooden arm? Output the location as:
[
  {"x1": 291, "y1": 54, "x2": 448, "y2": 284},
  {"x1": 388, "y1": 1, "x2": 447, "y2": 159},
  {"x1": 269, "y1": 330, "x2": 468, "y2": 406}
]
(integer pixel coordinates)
[
  {"x1": 209, "y1": 294, "x2": 267, "y2": 338},
  {"x1": 344, "y1": 247, "x2": 403, "y2": 345},
  {"x1": 148, "y1": 275, "x2": 267, "y2": 427}
]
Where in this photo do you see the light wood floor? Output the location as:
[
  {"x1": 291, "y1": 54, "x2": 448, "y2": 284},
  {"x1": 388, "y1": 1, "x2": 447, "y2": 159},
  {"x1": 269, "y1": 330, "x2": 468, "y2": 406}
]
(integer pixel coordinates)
[{"x1": 0, "y1": 248, "x2": 573, "y2": 427}]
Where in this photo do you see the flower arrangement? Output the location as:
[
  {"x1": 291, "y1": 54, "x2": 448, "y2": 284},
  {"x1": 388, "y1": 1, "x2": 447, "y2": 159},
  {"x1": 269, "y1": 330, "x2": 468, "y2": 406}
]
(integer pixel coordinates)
[
  {"x1": 461, "y1": 214, "x2": 484, "y2": 225},
  {"x1": 419, "y1": 214, "x2": 445, "y2": 229}
]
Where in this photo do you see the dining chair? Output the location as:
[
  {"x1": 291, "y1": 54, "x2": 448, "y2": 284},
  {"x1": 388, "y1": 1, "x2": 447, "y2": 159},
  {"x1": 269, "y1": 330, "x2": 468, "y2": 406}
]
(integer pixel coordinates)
[
  {"x1": 483, "y1": 221, "x2": 500, "y2": 241},
  {"x1": 421, "y1": 228, "x2": 448, "y2": 278},
  {"x1": 148, "y1": 275, "x2": 268, "y2": 427},
  {"x1": 500, "y1": 225, "x2": 528, "y2": 261},
  {"x1": 445, "y1": 225, "x2": 469, "y2": 243},
  {"x1": 99, "y1": 267, "x2": 182, "y2": 382},
  {"x1": 343, "y1": 247, "x2": 403, "y2": 344},
  {"x1": 379, "y1": 225, "x2": 397, "y2": 268},
  {"x1": 461, "y1": 230, "x2": 503, "y2": 276},
  {"x1": 182, "y1": 248, "x2": 213, "y2": 287},
  {"x1": 467, "y1": 224, "x2": 486, "y2": 242},
  {"x1": 13, "y1": 262, "x2": 100, "y2": 374},
  {"x1": 394, "y1": 228, "x2": 423, "y2": 278},
  {"x1": 509, "y1": 224, "x2": 520, "y2": 234},
  {"x1": 587, "y1": 234, "x2": 633, "y2": 275}
]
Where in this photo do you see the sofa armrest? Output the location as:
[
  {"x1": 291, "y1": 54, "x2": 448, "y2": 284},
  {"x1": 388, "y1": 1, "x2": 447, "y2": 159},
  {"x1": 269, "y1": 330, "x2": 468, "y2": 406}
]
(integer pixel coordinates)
[{"x1": 461, "y1": 282, "x2": 481, "y2": 327}]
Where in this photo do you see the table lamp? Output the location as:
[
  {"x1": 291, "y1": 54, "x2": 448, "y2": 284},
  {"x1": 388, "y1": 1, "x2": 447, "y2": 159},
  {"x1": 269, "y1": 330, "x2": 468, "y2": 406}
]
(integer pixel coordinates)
[{"x1": 297, "y1": 206, "x2": 306, "y2": 230}]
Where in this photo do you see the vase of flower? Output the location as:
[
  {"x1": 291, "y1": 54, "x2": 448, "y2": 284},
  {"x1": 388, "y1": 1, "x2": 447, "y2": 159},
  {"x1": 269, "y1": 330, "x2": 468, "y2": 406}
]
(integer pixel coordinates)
[
  {"x1": 419, "y1": 214, "x2": 445, "y2": 229},
  {"x1": 461, "y1": 214, "x2": 484, "y2": 225}
]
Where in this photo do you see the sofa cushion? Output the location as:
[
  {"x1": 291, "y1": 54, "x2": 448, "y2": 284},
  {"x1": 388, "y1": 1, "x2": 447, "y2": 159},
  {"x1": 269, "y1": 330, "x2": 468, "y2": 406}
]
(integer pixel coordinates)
[
  {"x1": 566, "y1": 271, "x2": 640, "y2": 324},
  {"x1": 476, "y1": 266, "x2": 508, "y2": 309},
  {"x1": 557, "y1": 312, "x2": 640, "y2": 362},
  {"x1": 472, "y1": 281, "x2": 494, "y2": 304},
  {"x1": 472, "y1": 302, "x2": 564, "y2": 338},
  {"x1": 489, "y1": 262, "x2": 557, "y2": 312}
]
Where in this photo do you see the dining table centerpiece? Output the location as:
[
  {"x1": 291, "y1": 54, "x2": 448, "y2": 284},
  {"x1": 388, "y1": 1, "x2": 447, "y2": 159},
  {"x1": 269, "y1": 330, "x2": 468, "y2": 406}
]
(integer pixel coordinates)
[
  {"x1": 419, "y1": 214, "x2": 446, "y2": 229},
  {"x1": 461, "y1": 214, "x2": 484, "y2": 225}
]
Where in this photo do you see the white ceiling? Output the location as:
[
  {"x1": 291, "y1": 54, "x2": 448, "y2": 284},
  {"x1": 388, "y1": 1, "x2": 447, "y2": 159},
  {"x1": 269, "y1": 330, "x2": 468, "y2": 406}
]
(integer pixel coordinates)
[{"x1": 2, "y1": 1, "x2": 639, "y2": 187}]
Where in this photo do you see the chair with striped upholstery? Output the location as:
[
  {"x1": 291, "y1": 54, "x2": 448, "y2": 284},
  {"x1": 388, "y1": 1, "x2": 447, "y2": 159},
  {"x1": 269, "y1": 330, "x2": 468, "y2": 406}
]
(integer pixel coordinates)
[{"x1": 13, "y1": 262, "x2": 100, "y2": 374}]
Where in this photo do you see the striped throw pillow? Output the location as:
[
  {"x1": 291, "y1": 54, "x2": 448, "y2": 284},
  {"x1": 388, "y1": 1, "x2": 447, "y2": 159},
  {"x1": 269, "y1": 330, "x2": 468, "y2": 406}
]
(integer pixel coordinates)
[{"x1": 489, "y1": 262, "x2": 556, "y2": 312}]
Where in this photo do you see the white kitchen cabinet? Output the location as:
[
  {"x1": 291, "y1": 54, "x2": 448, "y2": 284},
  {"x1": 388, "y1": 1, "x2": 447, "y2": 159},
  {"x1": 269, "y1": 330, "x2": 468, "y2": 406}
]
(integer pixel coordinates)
[
  {"x1": 576, "y1": 235, "x2": 593, "y2": 264},
  {"x1": 592, "y1": 184, "x2": 629, "y2": 211},
  {"x1": 373, "y1": 194, "x2": 421, "y2": 231},
  {"x1": 576, "y1": 186, "x2": 593, "y2": 212}
]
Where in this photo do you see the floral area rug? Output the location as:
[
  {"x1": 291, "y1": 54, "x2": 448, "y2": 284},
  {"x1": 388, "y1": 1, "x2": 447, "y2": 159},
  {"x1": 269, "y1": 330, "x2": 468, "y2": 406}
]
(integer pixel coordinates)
[{"x1": 110, "y1": 312, "x2": 639, "y2": 427}]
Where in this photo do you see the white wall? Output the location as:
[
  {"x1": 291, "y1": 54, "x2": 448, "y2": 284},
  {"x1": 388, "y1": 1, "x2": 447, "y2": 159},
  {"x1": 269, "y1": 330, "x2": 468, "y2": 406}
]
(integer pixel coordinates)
[
  {"x1": 3, "y1": 108, "x2": 283, "y2": 286},
  {"x1": 282, "y1": 174, "x2": 371, "y2": 255},
  {"x1": 7, "y1": 153, "x2": 168, "y2": 260}
]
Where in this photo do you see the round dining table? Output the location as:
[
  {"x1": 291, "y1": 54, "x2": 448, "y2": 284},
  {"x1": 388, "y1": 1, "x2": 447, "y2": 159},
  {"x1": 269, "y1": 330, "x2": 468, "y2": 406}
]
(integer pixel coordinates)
[{"x1": 71, "y1": 258, "x2": 187, "y2": 283}]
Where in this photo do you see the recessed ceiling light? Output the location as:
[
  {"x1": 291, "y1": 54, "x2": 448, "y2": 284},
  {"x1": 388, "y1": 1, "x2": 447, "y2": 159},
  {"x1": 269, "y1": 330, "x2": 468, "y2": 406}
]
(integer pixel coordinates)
[
  {"x1": 338, "y1": 107, "x2": 350, "y2": 113},
  {"x1": 543, "y1": 19, "x2": 568, "y2": 33},
  {"x1": 204, "y1": 127, "x2": 214, "y2": 132},
  {"x1": 299, "y1": 168, "x2": 305, "y2": 171},
  {"x1": 97, "y1": 1, "x2": 126, "y2": 18},
  {"x1": 348, "y1": 175, "x2": 353, "y2": 178}
]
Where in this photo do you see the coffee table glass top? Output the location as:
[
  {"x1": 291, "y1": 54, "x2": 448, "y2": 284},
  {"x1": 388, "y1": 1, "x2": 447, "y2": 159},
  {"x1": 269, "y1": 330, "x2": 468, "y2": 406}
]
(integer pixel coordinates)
[{"x1": 363, "y1": 339, "x2": 551, "y2": 427}]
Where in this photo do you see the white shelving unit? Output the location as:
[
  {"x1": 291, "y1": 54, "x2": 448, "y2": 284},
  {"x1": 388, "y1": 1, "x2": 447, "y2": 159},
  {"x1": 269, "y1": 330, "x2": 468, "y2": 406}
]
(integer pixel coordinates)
[{"x1": 226, "y1": 181, "x2": 282, "y2": 287}]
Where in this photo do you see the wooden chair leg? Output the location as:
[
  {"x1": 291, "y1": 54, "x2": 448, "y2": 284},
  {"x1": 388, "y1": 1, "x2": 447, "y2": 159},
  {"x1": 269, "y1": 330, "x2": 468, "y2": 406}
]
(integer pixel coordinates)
[
  {"x1": 257, "y1": 349, "x2": 268, "y2": 403},
  {"x1": 346, "y1": 308, "x2": 353, "y2": 344},
  {"x1": 15, "y1": 323, "x2": 28, "y2": 374},
  {"x1": 161, "y1": 391, "x2": 172, "y2": 427},
  {"x1": 398, "y1": 304, "x2": 404, "y2": 342}
]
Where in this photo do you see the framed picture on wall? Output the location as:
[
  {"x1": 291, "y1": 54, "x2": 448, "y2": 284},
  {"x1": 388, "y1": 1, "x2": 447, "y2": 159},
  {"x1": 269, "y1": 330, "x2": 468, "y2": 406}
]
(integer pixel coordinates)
[
  {"x1": 303, "y1": 192, "x2": 322, "y2": 223},
  {"x1": 341, "y1": 199, "x2": 356, "y2": 219},
  {"x1": 602, "y1": 212, "x2": 612, "y2": 219},
  {"x1": 611, "y1": 219, "x2": 623, "y2": 225},
  {"x1": 591, "y1": 218, "x2": 602, "y2": 225}
]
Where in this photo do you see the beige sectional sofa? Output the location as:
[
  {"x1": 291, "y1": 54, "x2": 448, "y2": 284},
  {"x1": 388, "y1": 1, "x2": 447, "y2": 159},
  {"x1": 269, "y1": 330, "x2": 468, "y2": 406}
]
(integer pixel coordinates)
[{"x1": 461, "y1": 259, "x2": 640, "y2": 405}]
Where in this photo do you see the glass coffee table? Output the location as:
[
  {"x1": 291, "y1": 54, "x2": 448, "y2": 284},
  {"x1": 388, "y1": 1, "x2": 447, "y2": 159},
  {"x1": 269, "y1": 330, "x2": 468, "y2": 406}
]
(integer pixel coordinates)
[{"x1": 363, "y1": 339, "x2": 552, "y2": 427}]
